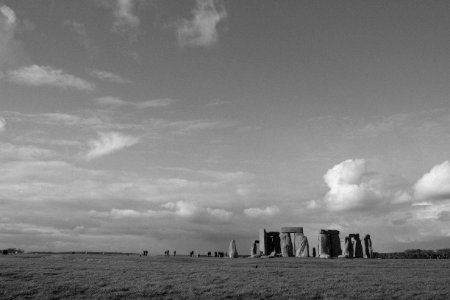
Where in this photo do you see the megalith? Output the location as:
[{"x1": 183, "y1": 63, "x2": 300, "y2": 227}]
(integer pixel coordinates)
[
  {"x1": 329, "y1": 230, "x2": 342, "y2": 257},
  {"x1": 318, "y1": 230, "x2": 331, "y2": 258},
  {"x1": 259, "y1": 229, "x2": 269, "y2": 255},
  {"x1": 280, "y1": 232, "x2": 293, "y2": 257},
  {"x1": 353, "y1": 234, "x2": 363, "y2": 258},
  {"x1": 364, "y1": 234, "x2": 373, "y2": 258},
  {"x1": 294, "y1": 233, "x2": 309, "y2": 257},
  {"x1": 344, "y1": 236, "x2": 352, "y2": 258},
  {"x1": 250, "y1": 240, "x2": 259, "y2": 258},
  {"x1": 228, "y1": 240, "x2": 238, "y2": 258}
]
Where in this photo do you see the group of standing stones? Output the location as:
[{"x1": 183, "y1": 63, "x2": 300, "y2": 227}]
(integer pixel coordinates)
[
  {"x1": 256, "y1": 227, "x2": 310, "y2": 258},
  {"x1": 343, "y1": 234, "x2": 373, "y2": 258},
  {"x1": 246, "y1": 227, "x2": 374, "y2": 259}
]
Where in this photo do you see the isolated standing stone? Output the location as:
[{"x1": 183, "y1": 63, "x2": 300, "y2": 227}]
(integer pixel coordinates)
[
  {"x1": 294, "y1": 233, "x2": 309, "y2": 257},
  {"x1": 228, "y1": 240, "x2": 238, "y2": 258},
  {"x1": 364, "y1": 234, "x2": 373, "y2": 258},
  {"x1": 250, "y1": 240, "x2": 259, "y2": 257},
  {"x1": 280, "y1": 232, "x2": 293, "y2": 257}
]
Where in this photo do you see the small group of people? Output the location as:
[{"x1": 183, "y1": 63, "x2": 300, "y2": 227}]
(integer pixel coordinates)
[
  {"x1": 164, "y1": 250, "x2": 176, "y2": 256},
  {"x1": 142, "y1": 250, "x2": 149, "y2": 256}
]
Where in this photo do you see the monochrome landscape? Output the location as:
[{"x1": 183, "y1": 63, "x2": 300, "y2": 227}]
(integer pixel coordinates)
[{"x1": 1, "y1": 0, "x2": 450, "y2": 298}]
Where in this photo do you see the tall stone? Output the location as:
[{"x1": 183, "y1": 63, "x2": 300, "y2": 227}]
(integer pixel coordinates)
[
  {"x1": 328, "y1": 230, "x2": 342, "y2": 257},
  {"x1": 344, "y1": 236, "x2": 352, "y2": 258},
  {"x1": 294, "y1": 233, "x2": 309, "y2": 257},
  {"x1": 364, "y1": 234, "x2": 373, "y2": 258},
  {"x1": 259, "y1": 229, "x2": 268, "y2": 255},
  {"x1": 280, "y1": 232, "x2": 293, "y2": 257},
  {"x1": 250, "y1": 240, "x2": 259, "y2": 258},
  {"x1": 353, "y1": 234, "x2": 363, "y2": 258},
  {"x1": 270, "y1": 233, "x2": 281, "y2": 254},
  {"x1": 228, "y1": 240, "x2": 238, "y2": 258},
  {"x1": 318, "y1": 230, "x2": 331, "y2": 258}
]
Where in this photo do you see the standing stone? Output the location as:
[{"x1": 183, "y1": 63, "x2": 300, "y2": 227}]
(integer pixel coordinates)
[
  {"x1": 328, "y1": 230, "x2": 342, "y2": 257},
  {"x1": 318, "y1": 230, "x2": 331, "y2": 258},
  {"x1": 228, "y1": 240, "x2": 238, "y2": 258},
  {"x1": 294, "y1": 233, "x2": 309, "y2": 257},
  {"x1": 364, "y1": 234, "x2": 373, "y2": 258},
  {"x1": 280, "y1": 232, "x2": 293, "y2": 257},
  {"x1": 353, "y1": 234, "x2": 363, "y2": 258},
  {"x1": 344, "y1": 237, "x2": 352, "y2": 258},
  {"x1": 250, "y1": 240, "x2": 259, "y2": 257},
  {"x1": 259, "y1": 229, "x2": 268, "y2": 255},
  {"x1": 312, "y1": 247, "x2": 316, "y2": 258},
  {"x1": 271, "y1": 233, "x2": 281, "y2": 255}
]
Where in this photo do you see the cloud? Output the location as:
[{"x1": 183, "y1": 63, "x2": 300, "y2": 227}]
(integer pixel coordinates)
[
  {"x1": 177, "y1": 0, "x2": 227, "y2": 48},
  {"x1": 0, "y1": 143, "x2": 57, "y2": 160},
  {"x1": 86, "y1": 132, "x2": 139, "y2": 160},
  {"x1": 414, "y1": 161, "x2": 450, "y2": 201},
  {"x1": 7, "y1": 65, "x2": 95, "y2": 90},
  {"x1": 94, "y1": 96, "x2": 175, "y2": 108},
  {"x1": 88, "y1": 69, "x2": 131, "y2": 84},
  {"x1": 112, "y1": 0, "x2": 139, "y2": 38},
  {"x1": 162, "y1": 200, "x2": 233, "y2": 222},
  {"x1": 323, "y1": 159, "x2": 384, "y2": 211},
  {"x1": 0, "y1": 117, "x2": 5, "y2": 132},
  {"x1": 0, "y1": 4, "x2": 20, "y2": 68},
  {"x1": 244, "y1": 205, "x2": 280, "y2": 218}
]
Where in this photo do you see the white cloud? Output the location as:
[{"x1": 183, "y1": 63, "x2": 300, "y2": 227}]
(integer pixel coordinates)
[
  {"x1": 414, "y1": 161, "x2": 450, "y2": 201},
  {"x1": 0, "y1": 117, "x2": 5, "y2": 132},
  {"x1": 7, "y1": 65, "x2": 95, "y2": 90},
  {"x1": 177, "y1": 0, "x2": 227, "y2": 48},
  {"x1": 0, "y1": 5, "x2": 15, "y2": 25},
  {"x1": 86, "y1": 132, "x2": 139, "y2": 160},
  {"x1": 89, "y1": 69, "x2": 131, "y2": 84},
  {"x1": 94, "y1": 96, "x2": 175, "y2": 108},
  {"x1": 323, "y1": 159, "x2": 383, "y2": 211},
  {"x1": 244, "y1": 205, "x2": 280, "y2": 218},
  {"x1": 112, "y1": 0, "x2": 139, "y2": 38}
]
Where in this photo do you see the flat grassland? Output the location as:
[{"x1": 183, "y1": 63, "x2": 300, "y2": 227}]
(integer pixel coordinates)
[{"x1": 1, "y1": 254, "x2": 449, "y2": 299}]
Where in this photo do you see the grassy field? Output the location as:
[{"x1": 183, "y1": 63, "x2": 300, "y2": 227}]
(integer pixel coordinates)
[{"x1": 1, "y1": 254, "x2": 449, "y2": 299}]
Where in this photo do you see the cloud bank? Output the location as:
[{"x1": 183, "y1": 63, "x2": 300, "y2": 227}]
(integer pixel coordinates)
[
  {"x1": 177, "y1": 0, "x2": 227, "y2": 47},
  {"x1": 89, "y1": 69, "x2": 131, "y2": 84}
]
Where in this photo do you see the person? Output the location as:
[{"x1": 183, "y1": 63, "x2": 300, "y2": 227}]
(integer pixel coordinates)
[{"x1": 173, "y1": 250, "x2": 176, "y2": 256}]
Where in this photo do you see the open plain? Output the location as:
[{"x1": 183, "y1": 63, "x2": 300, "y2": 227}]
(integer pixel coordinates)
[{"x1": 1, "y1": 254, "x2": 449, "y2": 299}]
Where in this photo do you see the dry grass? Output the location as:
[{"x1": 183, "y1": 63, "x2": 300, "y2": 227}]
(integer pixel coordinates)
[{"x1": 1, "y1": 254, "x2": 449, "y2": 299}]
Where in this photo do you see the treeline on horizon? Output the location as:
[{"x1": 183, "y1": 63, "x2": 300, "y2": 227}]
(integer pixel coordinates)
[{"x1": 375, "y1": 249, "x2": 450, "y2": 259}]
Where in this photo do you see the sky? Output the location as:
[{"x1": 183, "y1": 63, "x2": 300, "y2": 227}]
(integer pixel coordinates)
[{"x1": 1, "y1": 0, "x2": 450, "y2": 254}]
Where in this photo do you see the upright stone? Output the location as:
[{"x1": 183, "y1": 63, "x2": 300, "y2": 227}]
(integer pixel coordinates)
[
  {"x1": 344, "y1": 236, "x2": 352, "y2": 258},
  {"x1": 328, "y1": 230, "x2": 342, "y2": 257},
  {"x1": 250, "y1": 240, "x2": 259, "y2": 258},
  {"x1": 353, "y1": 234, "x2": 363, "y2": 258},
  {"x1": 228, "y1": 240, "x2": 238, "y2": 258},
  {"x1": 318, "y1": 230, "x2": 331, "y2": 258},
  {"x1": 280, "y1": 232, "x2": 293, "y2": 257},
  {"x1": 312, "y1": 247, "x2": 316, "y2": 258},
  {"x1": 271, "y1": 233, "x2": 281, "y2": 254},
  {"x1": 295, "y1": 233, "x2": 309, "y2": 257},
  {"x1": 259, "y1": 229, "x2": 268, "y2": 255},
  {"x1": 364, "y1": 234, "x2": 373, "y2": 258}
]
